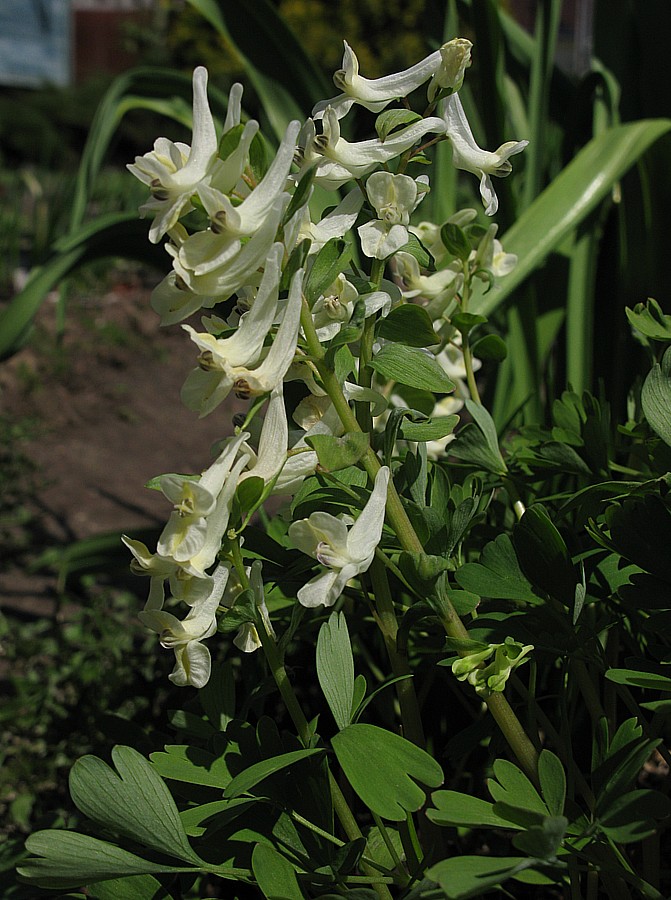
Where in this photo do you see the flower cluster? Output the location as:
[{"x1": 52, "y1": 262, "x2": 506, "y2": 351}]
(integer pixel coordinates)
[{"x1": 126, "y1": 39, "x2": 527, "y2": 686}]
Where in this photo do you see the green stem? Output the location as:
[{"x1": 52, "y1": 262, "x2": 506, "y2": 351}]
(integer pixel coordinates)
[
  {"x1": 462, "y1": 332, "x2": 482, "y2": 404},
  {"x1": 372, "y1": 812, "x2": 409, "y2": 884},
  {"x1": 299, "y1": 298, "x2": 540, "y2": 785},
  {"x1": 485, "y1": 691, "x2": 540, "y2": 788},
  {"x1": 368, "y1": 557, "x2": 426, "y2": 749}
]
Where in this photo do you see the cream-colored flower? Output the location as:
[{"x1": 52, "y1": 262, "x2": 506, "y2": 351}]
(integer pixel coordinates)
[
  {"x1": 289, "y1": 467, "x2": 390, "y2": 607},
  {"x1": 441, "y1": 94, "x2": 528, "y2": 216},
  {"x1": 313, "y1": 40, "x2": 444, "y2": 120}
]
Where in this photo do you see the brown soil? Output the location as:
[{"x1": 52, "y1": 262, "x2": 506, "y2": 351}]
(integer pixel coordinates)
[{"x1": 0, "y1": 265, "x2": 244, "y2": 616}]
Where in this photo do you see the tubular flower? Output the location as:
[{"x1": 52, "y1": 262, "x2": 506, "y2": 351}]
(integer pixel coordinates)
[
  {"x1": 139, "y1": 564, "x2": 230, "y2": 688},
  {"x1": 180, "y1": 120, "x2": 300, "y2": 276},
  {"x1": 181, "y1": 259, "x2": 305, "y2": 417},
  {"x1": 440, "y1": 93, "x2": 528, "y2": 216},
  {"x1": 289, "y1": 466, "x2": 390, "y2": 608},
  {"x1": 128, "y1": 68, "x2": 219, "y2": 243},
  {"x1": 298, "y1": 108, "x2": 444, "y2": 190},
  {"x1": 169, "y1": 193, "x2": 289, "y2": 302},
  {"x1": 156, "y1": 430, "x2": 250, "y2": 563},
  {"x1": 393, "y1": 250, "x2": 461, "y2": 303},
  {"x1": 313, "y1": 40, "x2": 444, "y2": 120}
]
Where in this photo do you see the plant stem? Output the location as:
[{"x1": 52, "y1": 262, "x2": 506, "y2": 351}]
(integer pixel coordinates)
[
  {"x1": 368, "y1": 557, "x2": 426, "y2": 749},
  {"x1": 300, "y1": 298, "x2": 541, "y2": 785}
]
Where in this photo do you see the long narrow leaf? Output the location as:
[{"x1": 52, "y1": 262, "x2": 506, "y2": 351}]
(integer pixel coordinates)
[
  {"x1": 471, "y1": 119, "x2": 671, "y2": 318},
  {"x1": 0, "y1": 214, "x2": 164, "y2": 360}
]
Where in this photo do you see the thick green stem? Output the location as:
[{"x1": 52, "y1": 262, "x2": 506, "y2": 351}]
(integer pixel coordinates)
[{"x1": 485, "y1": 691, "x2": 540, "y2": 788}]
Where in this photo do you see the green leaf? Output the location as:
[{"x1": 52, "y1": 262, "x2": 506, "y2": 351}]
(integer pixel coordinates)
[
  {"x1": 305, "y1": 238, "x2": 352, "y2": 304},
  {"x1": 605, "y1": 669, "x2": 671, "y2": 692},
  {"x1": 370, "y1": 345, "x2": 455, "y2": 393},
  {"x1": 598, "y1": 790, "x2": 671, "y2": 843},
  {"x1": 331, "y1": 724, "x2": 443, "y2": 821},
  {"x1": 180, "y1": 798, "x2": 255, "y2": 837},
  {"x1": 69, "y1": 746, "x2": 202, "y2": 864},
  {"x1": 642, "y1": 346, "x2": 671, "y2": 447},
  {"x1": 398, "y1": 413, "x2": 459, "y2": 443},
  {"x1": 489, "y1": 759, "x2": 549, "y2": 820},
  {"x1": 236, "y1": 476, "x2": 266, "y2": 516},
  {"x1": 252, "y1": 843, "x2": 303, "y2": 900},
  {"x1": 375, "y1": 108, "x2": 422, "y2": 142},
  {"x1": 471, "y1": 333, "x2": 508, "y2": 361},
  {"x1": 224, "y1": 749, "x2": 324, "y2": 799},
  {"x1": 449, "y1": 424, "x2": 508, "y2": 475},
  {"x1": 377, "y1": 303, "x2": 439, "y2": 347},
  {"x1": 200, "y1": 660, "x2": 236, "y2": 731},
  {"x1": 397, "y1": 231, "x2": 431, "y2": 268},
  {"x1": 428, "y1": 790, "x2": 519, "y2": 830},
  {"x1": 472, "y1": 119, "x2": 671, "y2": 317},
  {"x1": 512, "y1": 505, "x2": 577, "y2": 606},
  {"x1": 538, "y1": 751, "x2": 566, "y2": 818},
  {"x1": 150, "y1": 744, "x2": 232, "y2": 788},
  {"x1": 455, "y1": 533, "x2": 543, "y2": 603},
  {"x1": 441, "y1": 223, "x2": 472, "y2": 261},
  {"x1": 465, "y1": 399, "x2": 507, "y2": 473},
  {"x1": 305, "y1": 432, "x2": 370, "y2": 472},
  {"x1": 17, "y1": 831, "x2": 196, "y2": 890},
  {"x1": 88, "y1": 874, "x2": 171, "y2": 900},
  {"x1": 626, "y1": 298, "x2": 671, "y2": 343},
  {"x1": 317, "y1": 612, "x2": 355, "y2": 732},
  {"x1": 427, "y1": 855, "x2": 537, "y2": 899}
]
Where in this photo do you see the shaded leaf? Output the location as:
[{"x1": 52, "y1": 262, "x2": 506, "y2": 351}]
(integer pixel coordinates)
[
  {"x1": 224, "y1": 749, "x2": 324, "y2": 799},
  {"x1": 377, "y1": 304, "x2": 439, "y2": 347},
  {"x1": 455, "y1": 533, "x2": 543, "y2": 603},
  {"x1": 252, "y1": 843, "x2": 303, "y2": 900}
]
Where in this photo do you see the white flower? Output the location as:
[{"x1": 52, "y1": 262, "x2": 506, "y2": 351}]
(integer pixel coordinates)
[
  {"x1": 169, "y1": 193, "x2": 289, "y2": 303},
  {"x1": 441, "y1": 94, "x2": 528, "y2": 216},
  {"x1": 358, "y1": 172, "x2": 428, "y2": 259},
  {"x1": 181, "y1": 120, "x2": 300, "y2": 273},
  {"x1": 299, "y1": 108, "x2": 444, "y2": 190},
  {"x1": 139, "y1": 564, "x2": 229, "y2": 688},
  {"x1": 289, "y1": 466, "x2": 390, "y2": 607},
  {"x1": 230, "y1": 561, "x2": 275, "y2": 653},
  {"x1": 394, "y1": 251, "x2": 461, "y2": 302},
  {"x1": 427, "y1": 38, "x2": 473, "y2": 101},
  {"x1": 156, "y1": 430, "x2": 250, "y2": 563},
  {"x1": 469, "y1": 224, "x2": 517, "y2": 278},
  {"x1": 181, "y1": 249, "x2": 304, "y2": 417},
  {"x1": 238, "y1": 383, "x2": 289, "y2": 487},
  {"x1": 293, "y1": 188, "x2": 364, "y2": 255},
  {"x1": 313, "y1": 40, "x2": 444, "y2": 120},
  {"x1": 128, "y1": 69, "x2": 228, "y2": 244}
]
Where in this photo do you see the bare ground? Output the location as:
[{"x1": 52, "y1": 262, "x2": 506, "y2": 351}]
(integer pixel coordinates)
[{"x1": 0, "y1": 265, "x2": 243, "y2": 616}]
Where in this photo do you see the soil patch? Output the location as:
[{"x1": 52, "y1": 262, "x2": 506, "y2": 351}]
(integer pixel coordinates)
[{"x1": 0, "y1": 265, "x2": 244, "y2": 614}]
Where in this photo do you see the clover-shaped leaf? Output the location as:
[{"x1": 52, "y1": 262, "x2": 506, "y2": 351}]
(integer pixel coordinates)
[{"x1": 331, "y1": 723, "x2": 443, "y2": 821}]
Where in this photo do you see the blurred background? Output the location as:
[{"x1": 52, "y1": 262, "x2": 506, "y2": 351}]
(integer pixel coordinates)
[{"x1": 1, "y1": 0, "x2": 669, "y2": 876}]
